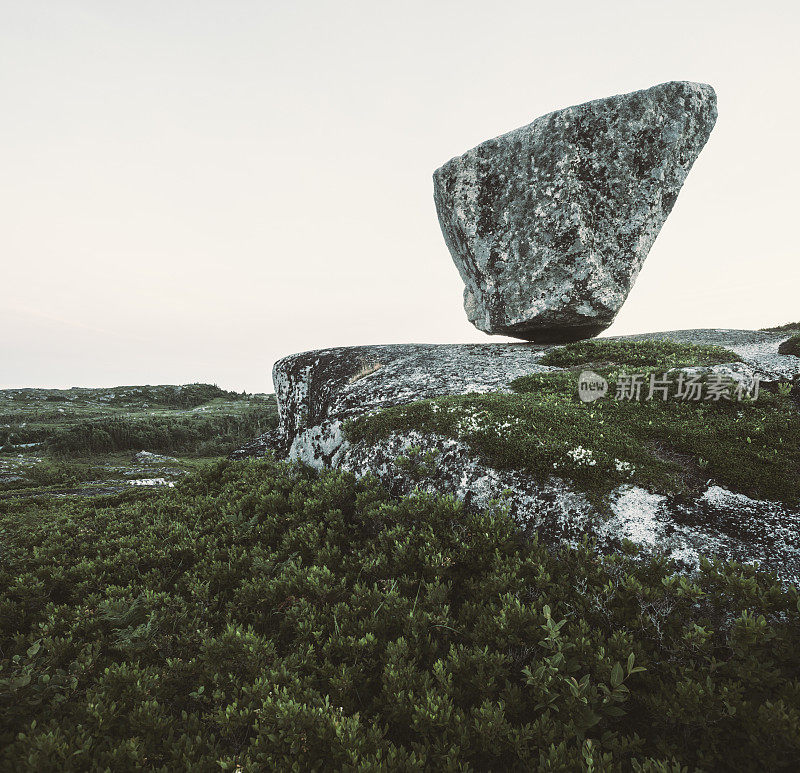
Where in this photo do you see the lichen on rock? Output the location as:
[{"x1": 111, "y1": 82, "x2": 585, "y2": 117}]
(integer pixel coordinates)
[
  {"x1": 433, "y1": 81, "x2": 718, "y2": 341},
  {"x1": 233, "y1": 331, "x2": 800, "y2": 583}
]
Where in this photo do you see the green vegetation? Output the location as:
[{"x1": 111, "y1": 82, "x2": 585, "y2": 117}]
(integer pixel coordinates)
[
  {"x1": 0, "y1": 385, "x2": 275, "y2": 452},
  {"x1": 48, "y1": 406, "x2": 276, "y2": 457},
  {"x1": 4, "y1": 383, "x2": 243, "y2": 409},
  {"x1": 105, "y1": 383, "x2": 247, "y2": 408},
  {"x1": 1, "y1": 457, "x2": 799, "y2": 771},
  {"x1": 778, "y1": 334, "x2": 800, "y2": 357},
  {"x1": 539, "y1": 339, "x2": 740, "y2": 370},
  {"x1": 0, "y1": 384, "x2": 278, "y2": 499},
  {"x1": 346, "y1": 342, "x2": 799, "y2": 507},
  {"x1": 16, "y1": 459, "x2": 96, "y2": 489},
  {"x1": 2, "y1": 356, "x2": 798, "y2": 768},
  {"x1": 761, "y1": 322, "x2": 800, "y2": 333}
]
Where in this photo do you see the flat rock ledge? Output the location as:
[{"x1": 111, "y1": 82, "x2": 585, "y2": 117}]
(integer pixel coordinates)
[{"x1": 234, "y1": 329, "x2": 800, "y2": 583}]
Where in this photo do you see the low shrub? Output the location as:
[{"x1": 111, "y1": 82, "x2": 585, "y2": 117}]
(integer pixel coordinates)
[
  {"x1": 0, "y1": 423, "x2": 53, "y2": 449},
  {"x1": 17, "y1": 460, "x2": 88, "y2": 488},
  {"x1": 1, "y1": 458, "x2": 799, "y2": 770}
]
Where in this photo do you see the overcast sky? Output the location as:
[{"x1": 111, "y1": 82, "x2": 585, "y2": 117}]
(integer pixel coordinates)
[{"x1": 2, "y1": 0, "x2": 798, "y2": 392}]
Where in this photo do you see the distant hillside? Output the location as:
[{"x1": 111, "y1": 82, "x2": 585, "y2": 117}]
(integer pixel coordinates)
[{"x1": 0, "y1": 384, "x2": 278, "y2": 500}]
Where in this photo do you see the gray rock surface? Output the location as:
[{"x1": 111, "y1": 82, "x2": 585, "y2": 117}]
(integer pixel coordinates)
[
  {"x1": 231, "y1": 329, "x2": 800, "y2": 581},
  {"x1": 341, "y1": 432, "x2": 800, "y2": 586},
  {"x1": 433, "y1": 81, "x2": 718, "y2": 341},
  {"x1": 617, "y1": 328, "x2": 800, "y2": 381},
  {"x1": 252, "y1": 343, "x2": 557, "y2": 466},
  {"x1": 236, "y1": 329, "x2": 798, "y2": 465},
  {"x1": 132, "y1": 450, "x2": 178, "y2": 465}
]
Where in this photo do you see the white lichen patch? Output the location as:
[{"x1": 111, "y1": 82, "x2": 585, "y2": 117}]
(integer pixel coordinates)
[
  {"x1": 703, "y1": 485, "x2": 769, "y2": 509},
  {"x1": 613, "y1": 459, "x2": 635, "y2": 477},
  {"x1": 603, "y1": 486, "x2": 668, "y2": 548},
  {"x1": 288, "y1": 420, "x2": 346, "y2": 470},
  {"x1": 566, "y1": 446, "x2": 597, "y2": 467}
]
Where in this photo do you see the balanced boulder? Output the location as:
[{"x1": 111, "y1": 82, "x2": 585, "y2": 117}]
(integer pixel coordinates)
[{"x1": 433, "y1": 81, "x2": 717, "y2": 342}]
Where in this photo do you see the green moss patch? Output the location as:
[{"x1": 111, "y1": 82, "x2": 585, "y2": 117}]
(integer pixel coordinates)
[
  {"x1": 539, "y1": 338, "x2": 741, "y2": 369},
  {"x1": 2, "y1": 457, "x2": 800, "y2": 770},
  {"x1": 346, "y1": 369, "x2": 799, "y2": 507}
]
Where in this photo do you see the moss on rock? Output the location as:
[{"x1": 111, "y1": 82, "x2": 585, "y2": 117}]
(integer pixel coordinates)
[
  {"x1": 539, "y1": 338, "x2": 741, "y2": 369},
  {"x1": 346, "y1": 342, "x2": 798, "y2": 507}
]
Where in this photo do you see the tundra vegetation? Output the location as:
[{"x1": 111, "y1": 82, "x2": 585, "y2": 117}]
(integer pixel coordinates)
[
  {"x1": 0, "y1": 384, "x2": 278, "y2": 499},
  {"x1": 1, "y1": 458, "x2": 799, "y2": 770},
  {"x1": 761, "y1": 322, "x2": 800, "y2": 332},
  {"x1": 2, "y1": 343, "x2": 799, "y2": 770},
  {"x1": 346, "y1": 340, "x2": 799, "y2": 506}
]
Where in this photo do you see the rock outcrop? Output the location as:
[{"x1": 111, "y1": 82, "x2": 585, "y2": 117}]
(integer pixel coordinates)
[
  {"x1": 239, "y1": 343, "x2": 557, "y2": 466},
  {"x1": 433, "y1": 81, "x2": 717, "y2": 341},
  {"x1": 341, "y1": 431, "x2": 800, "y2": 585},
  {"x1": 132, "y1": 450, "x2": 178, "y2": 465},
  {"x1": 233, "y1": 330, "x2": 800, "y2": 582}
]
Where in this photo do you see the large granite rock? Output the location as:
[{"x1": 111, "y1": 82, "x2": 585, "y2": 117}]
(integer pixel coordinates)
[
  {"x1": 433, "y1": 81, "x2": 718, "y2": 341},
  {"x1": 233, "y1": 330, "x2": 800, "y2": 582},
  {"x1": 245, "y1": 343, "x2": 557, "y2": 467}
]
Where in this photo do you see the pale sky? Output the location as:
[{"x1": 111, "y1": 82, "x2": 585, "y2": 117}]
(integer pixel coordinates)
[{"x1": 2, "y1": 0, "x2": 798, "y2": 392}]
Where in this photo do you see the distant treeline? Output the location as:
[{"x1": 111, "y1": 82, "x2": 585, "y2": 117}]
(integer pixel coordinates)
[
  {"x1": 48, "y1": 406, "x2": 278, "y2": 457},
  {"x1": 4, "y1": 383, "x2": 248, "y2": 407}
]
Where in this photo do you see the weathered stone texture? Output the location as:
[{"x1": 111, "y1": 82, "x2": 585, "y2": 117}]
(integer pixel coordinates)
[
  {"x1": 433, "y1": 81, "x2": 717, "y2": 341},
  {"x1": 232, "y1": 330, "x2": 800, "y2": 582}
]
